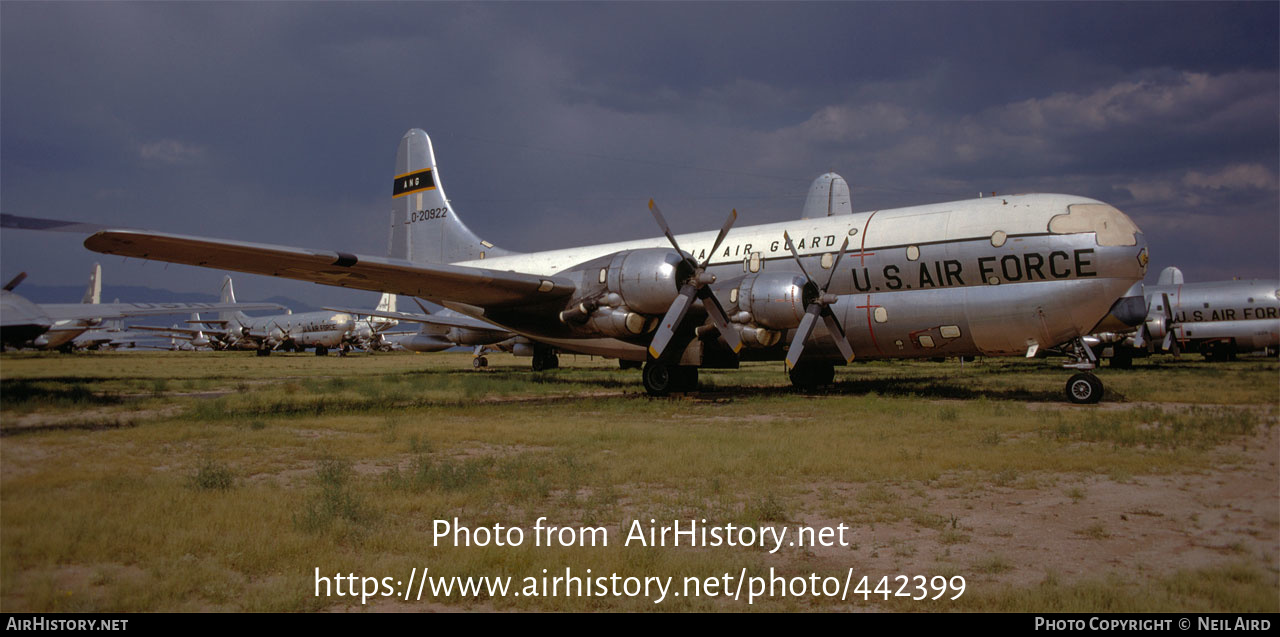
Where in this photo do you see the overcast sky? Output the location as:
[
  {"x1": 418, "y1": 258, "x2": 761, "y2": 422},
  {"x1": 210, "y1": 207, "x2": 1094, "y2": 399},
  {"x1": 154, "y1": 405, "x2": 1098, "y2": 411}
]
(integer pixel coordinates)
[{"x1": 2, "y1": 2, "x2": 1276, "y2": 307}]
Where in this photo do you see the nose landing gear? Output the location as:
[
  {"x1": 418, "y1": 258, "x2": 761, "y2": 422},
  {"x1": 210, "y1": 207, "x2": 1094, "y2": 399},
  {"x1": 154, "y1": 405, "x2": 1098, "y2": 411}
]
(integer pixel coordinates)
[{"x1": 1061, "y1": 337, "x2": 1103, "y2": 404}]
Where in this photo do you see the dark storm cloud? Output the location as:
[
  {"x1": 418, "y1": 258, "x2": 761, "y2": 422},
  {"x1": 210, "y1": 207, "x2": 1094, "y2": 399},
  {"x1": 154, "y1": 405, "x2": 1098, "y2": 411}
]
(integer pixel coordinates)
[{"x1": 2, "y1": 1, "x2": 1276, "y2": 306}]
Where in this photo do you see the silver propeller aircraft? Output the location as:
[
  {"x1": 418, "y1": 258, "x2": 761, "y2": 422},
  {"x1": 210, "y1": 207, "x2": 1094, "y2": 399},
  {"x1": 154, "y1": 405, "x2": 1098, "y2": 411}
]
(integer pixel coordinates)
[
  {"x1": 191, "y1": 276, "x2": 371, "y2": 356},
  {"x1": 6, "y1": 129, "x2": 1149, "y2": 402},
  {"x1": 1088, "y1": 266, "x2": 1279, "y2": 365},
  {"x1": 0, "y1": 264, "x2": 281, "y2": 349},
  {"x1": 326, "y1": 296, "x2": 532, "y2": 368}
]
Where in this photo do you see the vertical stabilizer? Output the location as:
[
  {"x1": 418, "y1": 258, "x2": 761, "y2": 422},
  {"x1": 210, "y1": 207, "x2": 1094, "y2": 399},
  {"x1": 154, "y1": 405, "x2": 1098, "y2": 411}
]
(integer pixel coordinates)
[
  {"x1": 1157, "y1": 266, "x2": 1184, "y2": 286},
  {"x1": 800, "y1": 173, "x2": 852, "y2": 218},
  {"x1": 218, "y1": 276, "x2": 248, "y2": 325},
  {"x1": 389, "y1": 129, "x2": 512, "y2": 264},
  {"x1": 81, "y1": 263, "x2": 102, "y2": 304},
  {"x1": 375, "y1": 292, "x2": 396, "y2": 314}
]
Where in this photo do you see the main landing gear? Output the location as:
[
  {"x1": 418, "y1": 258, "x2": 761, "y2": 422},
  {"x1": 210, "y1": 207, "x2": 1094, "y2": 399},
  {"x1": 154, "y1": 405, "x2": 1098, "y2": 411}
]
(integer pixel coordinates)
[
  {"x1": 788, "y1": 360, "x2": 836, "y2": 391},
  {"x1": 472, "y1": 356, "x2": 489, "y2": 369},
  {"x1": 1061, "y1": 337, "x2": 1104, "y2": 404},
  {"x1": 641, "y1": 360, "x2": 698, "y2": 396},
  {"x1": 531, "y1": 345, "x2": 559, "y2": 372}
]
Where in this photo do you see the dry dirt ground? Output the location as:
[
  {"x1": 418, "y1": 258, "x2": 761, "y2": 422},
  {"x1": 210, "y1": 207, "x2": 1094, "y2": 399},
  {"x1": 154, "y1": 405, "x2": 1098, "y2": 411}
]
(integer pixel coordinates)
[{"x1": 783, "y1": 422, "x2": 1279, "y2": 595}]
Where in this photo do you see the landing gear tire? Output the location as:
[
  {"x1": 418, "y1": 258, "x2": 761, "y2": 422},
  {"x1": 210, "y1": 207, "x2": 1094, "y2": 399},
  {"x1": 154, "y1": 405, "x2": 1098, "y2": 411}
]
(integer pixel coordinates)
[
  {"x1": 1065, "y1": 373, "x2": 1103, "y2": 404},
  {"x1": 315, "y1": 346, "x2": 328, "y2": 356},
  {"x1": 256, "y1": 348, "x2": 271, "y2": 357},
  {"x1": 642, "y1": 361, "x2": 698, "y2": 396},
  {"x1": 532, "y1": 354, "x2": 550, "y2": 371},
  {"x1": 789, "y1": 361, "x2": 835, "y2": 391},
  {"x1": 473, "y1": 356, "x2": 488, "y2": 369}
]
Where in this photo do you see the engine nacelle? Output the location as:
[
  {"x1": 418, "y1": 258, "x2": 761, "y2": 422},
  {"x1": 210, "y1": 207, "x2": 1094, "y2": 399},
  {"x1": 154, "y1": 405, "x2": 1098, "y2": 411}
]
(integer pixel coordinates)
[
  {"x1": 1145, "y1": 314, "x2": 1168, "y2": 341},
  {"x1": 732, "y1": 272, "x2": 810, "y2": 331},
  {"x1": 606, "y1": 248, "x2": 688, "y2": 315},
  {"x1": 556, "y1": 248, "x2": 687, "y2": 339},
  {"x1": 560, "y1": 300, "x2": 653, "y2": 339}
]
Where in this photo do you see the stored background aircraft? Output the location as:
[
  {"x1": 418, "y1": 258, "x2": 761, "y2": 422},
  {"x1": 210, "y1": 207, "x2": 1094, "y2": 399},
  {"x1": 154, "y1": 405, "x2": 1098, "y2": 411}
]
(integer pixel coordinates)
[
  {"x1": 328, "y1": 297, "x2": 543, "y2": 368},
  {"x1": 1089, "y1": 266, "x2": 1279, "y2": 365},
  {"x1": 194, "y1": 277, "x2": 386, "y2": 355},
  {"x1": 0, "y1": 265, "x2": 281, "y2": 350},
  {"x1": 9, "y1": 129, "x2": 1149, "y2": 402}
]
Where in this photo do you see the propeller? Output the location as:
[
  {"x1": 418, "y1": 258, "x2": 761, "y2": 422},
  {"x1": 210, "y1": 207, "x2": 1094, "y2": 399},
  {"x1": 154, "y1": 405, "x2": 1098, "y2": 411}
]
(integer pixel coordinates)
[
  {"x1": 645, "y1": 200, "x2": 743, "y2": 360},
  {"x1": 3, "y1": 272, "x2": 27, "y2": 292},
  {"x1": 781, "y1": 232, "x2": 855, "y2": 369},
  {"x1": 1132, "y1": 292, "x2": 1180, "y2": 356}
]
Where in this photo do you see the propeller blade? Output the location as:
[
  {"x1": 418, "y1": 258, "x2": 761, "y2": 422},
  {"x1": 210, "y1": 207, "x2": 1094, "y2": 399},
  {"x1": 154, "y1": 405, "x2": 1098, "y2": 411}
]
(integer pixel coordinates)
[
  {"x1": 785, "y1": 306, "x2": 823, "y2": 369},
  {"x1": 701, "y1": 209, "x2": 738, "y2": 268},
  {"x1": 3, "y1": 272, "x2": 27, "y2": 292},
  {"x1": 1161, "y1": 331, "x2": 1173, "y2": 352},
  {"x1": 822, "y1": 237, "x2": 851, "y2": 292},
  {"x1": 648, "y1": 199, "x2": 687, "y2": 261},
  {"x1": 820, "y1": 308, "x2": 855, "y2": 363},
  {"x1": 1131, "y1": 325, "x2": 1148, "y2": 349},
  {"x1": 697, "y1": 286, "x2": 742, "y2": 354},
  {"x1": 647, "y1": 284, "x2": 697, "y2": 360},
  {"x1": 781, "y1": 232, "x2": 814, "y2": 282}
]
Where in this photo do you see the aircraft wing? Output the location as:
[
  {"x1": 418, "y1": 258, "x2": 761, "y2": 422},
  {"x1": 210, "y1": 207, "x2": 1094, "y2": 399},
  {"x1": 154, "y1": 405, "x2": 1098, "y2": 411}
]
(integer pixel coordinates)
[
  {"x1": 322, "y1": 306, "x2": 511, "y2": 333},
  {"x1": 82, "y1": 229, "x2": 576, "y2": 308},
  {"x1": 36, "y1": 301, "x2": 283, "y2": 322}
]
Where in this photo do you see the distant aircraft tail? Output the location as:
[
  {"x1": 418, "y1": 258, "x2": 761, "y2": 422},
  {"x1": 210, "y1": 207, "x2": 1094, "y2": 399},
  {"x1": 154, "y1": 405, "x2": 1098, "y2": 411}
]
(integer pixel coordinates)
[
  {"x1": 388, "y1": 129, "x2": 512, "y2": 264},
  {"x1": 81, "y1": 262, "x2": 102, "y2": 304},
  {"x1": 375, "y1": 292, "x2": 396, "y2": 314},
  {"x1": 218, "y1": 276, "x2": 248, "y2": 325}
]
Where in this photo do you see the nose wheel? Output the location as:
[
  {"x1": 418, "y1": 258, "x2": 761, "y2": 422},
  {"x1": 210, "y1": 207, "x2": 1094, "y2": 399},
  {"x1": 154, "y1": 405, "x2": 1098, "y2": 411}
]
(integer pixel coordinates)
[
  {"x1": 1062, "y1": 337, "x2": 1104, "y2": 404},
  {"x1": 1065, "y1": 372, "x2": 1103, "y2": 404}
]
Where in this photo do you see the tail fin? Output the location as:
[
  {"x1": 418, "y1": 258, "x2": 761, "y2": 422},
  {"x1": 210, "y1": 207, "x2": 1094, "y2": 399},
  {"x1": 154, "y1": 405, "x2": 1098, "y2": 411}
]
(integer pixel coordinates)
[
  {"x1": 81, "y1": 263, "x2": 102, "y2": 304},
  {"x1": 800, "y1": 173, "x2": 852, "y2": 218},
  {"x1": 1156, "y1": 266, "x2": 1184, "y2": 286},
  {"x1": 388, "y1": 129, "x2": 512, "y2": 264},
  {"x1": 375, "y1": 292, "x2": 396, "y2": 313},
  {"x1": 217, "y1": 276, "x2": 248, "y2": 324}
]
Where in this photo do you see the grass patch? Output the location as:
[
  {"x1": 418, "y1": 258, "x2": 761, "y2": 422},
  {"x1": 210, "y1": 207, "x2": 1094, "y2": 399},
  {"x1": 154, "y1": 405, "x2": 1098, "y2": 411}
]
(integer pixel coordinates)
[{"x1": 2, "y1": 351, "x2": 1275, "y2": 611}]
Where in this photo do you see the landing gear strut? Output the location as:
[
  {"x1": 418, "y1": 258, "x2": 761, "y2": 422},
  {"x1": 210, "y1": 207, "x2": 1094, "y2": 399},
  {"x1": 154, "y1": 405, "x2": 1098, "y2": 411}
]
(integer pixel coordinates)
[
  {"x1": 642, "y1": 360, "x2": 698, "y2": 396},
  {"x1": 1062, "y1": 337, "x2": 1103, "y2": 404}
]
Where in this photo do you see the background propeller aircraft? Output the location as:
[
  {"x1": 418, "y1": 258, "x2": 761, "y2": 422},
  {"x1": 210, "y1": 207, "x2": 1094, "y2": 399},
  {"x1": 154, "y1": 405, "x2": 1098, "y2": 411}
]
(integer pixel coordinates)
[
  {"x1": 170, "y1": 277, "x2": 395, "y2": 356},
  {"x1": 326, "y1": 296, "x2": 550, "y2": 368},
  {"x1": 0, "y1": 264, "x2": 281, "y2": 350},
  {"x1": 6, "y1": 129, "x2": 1150, "y2": 402},
  {"x1": 1087, "y1": 266, "x2": 1279, "y2": 365}
]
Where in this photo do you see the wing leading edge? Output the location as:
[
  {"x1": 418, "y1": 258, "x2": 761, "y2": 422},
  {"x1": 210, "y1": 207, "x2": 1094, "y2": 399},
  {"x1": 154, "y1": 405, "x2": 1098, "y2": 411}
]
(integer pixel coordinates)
[{"x1": 83, "y1": 229, "x2": 575, "y2": 309}]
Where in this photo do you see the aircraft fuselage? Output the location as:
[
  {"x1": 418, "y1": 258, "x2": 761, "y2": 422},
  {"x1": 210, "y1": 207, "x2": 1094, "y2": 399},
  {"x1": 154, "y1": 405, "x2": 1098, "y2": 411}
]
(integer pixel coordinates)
[{"x1": 453, "y1": 194, "x2": 1148, "y2": 363}]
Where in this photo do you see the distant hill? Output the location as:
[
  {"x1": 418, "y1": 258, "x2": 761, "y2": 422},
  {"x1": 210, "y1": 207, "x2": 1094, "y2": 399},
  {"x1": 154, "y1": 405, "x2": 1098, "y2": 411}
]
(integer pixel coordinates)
[{"x1": 13, "y1": 284, "x2": 320, "y2": 314}]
